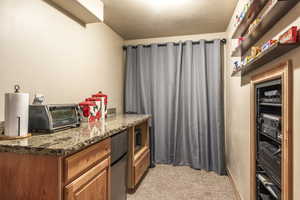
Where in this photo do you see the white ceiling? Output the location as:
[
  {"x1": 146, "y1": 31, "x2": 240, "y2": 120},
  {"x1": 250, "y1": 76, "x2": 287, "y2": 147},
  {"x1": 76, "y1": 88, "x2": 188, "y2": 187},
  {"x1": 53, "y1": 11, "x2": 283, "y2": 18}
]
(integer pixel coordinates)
[{"x1": 102, "y1": 0, "x2": 238, "y2": 40}]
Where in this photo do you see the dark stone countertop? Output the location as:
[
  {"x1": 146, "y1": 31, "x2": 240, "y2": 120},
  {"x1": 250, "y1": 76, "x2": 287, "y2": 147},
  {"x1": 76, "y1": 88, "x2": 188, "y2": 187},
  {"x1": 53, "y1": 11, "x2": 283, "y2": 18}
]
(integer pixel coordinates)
[{"x1": 0, "y1": 114, "x2": 151, "y2": 157}]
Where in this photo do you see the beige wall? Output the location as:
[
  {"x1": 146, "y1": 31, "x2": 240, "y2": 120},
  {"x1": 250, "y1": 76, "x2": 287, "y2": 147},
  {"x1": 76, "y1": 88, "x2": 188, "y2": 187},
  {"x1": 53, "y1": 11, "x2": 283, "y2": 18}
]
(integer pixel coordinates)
[
  {"x1": 0, "y1": 0, "x2": 125, "y2": 121},
  {"x1": 124, "y1": 32, "x2": 226, "y2": 46},
  {"x1": 225, "y1": 1, "x2": 300, "y2": 200}
]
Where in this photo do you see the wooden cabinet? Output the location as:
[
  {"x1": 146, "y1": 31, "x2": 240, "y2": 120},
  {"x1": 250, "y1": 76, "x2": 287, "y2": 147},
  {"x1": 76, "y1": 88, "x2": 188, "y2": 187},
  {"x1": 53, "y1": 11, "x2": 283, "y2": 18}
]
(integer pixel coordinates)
[
  {"x1": 65, "y1": 157, "x2": 110, "y2": 200},
  {"x1": 128, "y1": 120, "x2": 150, "y2": 190},
  {"x1": 0, "y1": 153, "x2": 63, "y2": 200},
  {"x1": 0, "y1": 138, "x2": 111, "y2": 200},
  {"x1": 0, "y1": 118, "x2": 151, "y2": 199},
  {"x1": 64, "y1": 138, "x2": 111, "y2": 200},
  {"x1": 64, "y1": 139, "x2": 111, "y2": 183}
]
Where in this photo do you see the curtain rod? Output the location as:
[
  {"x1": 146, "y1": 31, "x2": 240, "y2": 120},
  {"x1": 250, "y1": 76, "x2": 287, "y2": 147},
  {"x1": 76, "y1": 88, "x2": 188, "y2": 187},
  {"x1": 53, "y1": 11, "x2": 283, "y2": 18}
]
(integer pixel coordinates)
[{"x1": 123, "y1": 38, "x2": 226, "y2": 49}]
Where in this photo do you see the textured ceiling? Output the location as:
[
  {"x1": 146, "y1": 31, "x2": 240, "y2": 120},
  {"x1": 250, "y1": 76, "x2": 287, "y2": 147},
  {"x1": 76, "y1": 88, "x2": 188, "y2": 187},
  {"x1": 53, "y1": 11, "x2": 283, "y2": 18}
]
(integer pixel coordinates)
[{"x1": 102, "y1": 0, "x2": 238, "y2": 40}]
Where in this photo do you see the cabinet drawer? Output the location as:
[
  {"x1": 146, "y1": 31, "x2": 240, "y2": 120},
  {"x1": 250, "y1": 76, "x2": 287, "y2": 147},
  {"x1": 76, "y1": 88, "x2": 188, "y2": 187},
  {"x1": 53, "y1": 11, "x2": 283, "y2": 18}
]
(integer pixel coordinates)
[
  {"x1": 64, "y1": 157, "x2": 110, "y2": 200},
  {"x1": 134, "y1": 149, "x2": 150, "y2": 185},
  {"x1": 64, "y1": 138, "x2": 111, "y2": 183}
]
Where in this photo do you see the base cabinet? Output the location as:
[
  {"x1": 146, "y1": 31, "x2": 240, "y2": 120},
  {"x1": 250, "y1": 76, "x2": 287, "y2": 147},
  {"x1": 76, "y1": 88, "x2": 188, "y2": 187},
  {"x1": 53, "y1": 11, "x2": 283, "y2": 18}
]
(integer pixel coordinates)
[
  {"x1": 0, "y1": 119, "x2": 151, "y2": 199},
  {"x1": 134, "y1": 149, "x2": 150, "y2": 186},
  {"x1": 0, "y1": 153, "x2": 62, "y2": 200},
  {"x1": 128, "y1": 120, "x2": 150, "y2": 190},
  {"x1": 0, "y1": 138, "x2": 111, "y2": 200},
  {"x1": 65, "y1": 158, "x2": 110, "y2": 200}
]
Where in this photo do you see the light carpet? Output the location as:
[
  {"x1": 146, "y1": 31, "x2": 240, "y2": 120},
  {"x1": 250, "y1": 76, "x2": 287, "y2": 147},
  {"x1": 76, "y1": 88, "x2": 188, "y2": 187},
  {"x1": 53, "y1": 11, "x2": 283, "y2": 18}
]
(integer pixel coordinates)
[{"x1": 127, "y1": 164, "x2": 236, "y2": 200}]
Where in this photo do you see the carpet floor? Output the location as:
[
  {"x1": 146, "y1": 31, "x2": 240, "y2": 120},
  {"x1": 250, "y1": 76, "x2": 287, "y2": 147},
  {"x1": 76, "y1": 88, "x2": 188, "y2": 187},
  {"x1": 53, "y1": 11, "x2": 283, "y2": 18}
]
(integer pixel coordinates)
[{"x1": 127, "y1": 165, "x2": 236, "y2": 200}]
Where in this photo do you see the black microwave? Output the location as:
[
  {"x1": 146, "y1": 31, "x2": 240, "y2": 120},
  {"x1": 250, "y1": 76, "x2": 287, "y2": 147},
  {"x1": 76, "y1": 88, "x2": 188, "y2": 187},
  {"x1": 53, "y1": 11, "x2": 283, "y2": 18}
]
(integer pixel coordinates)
[{"x1": 29, "y1": 104, "x2": 80, "y2": 133}]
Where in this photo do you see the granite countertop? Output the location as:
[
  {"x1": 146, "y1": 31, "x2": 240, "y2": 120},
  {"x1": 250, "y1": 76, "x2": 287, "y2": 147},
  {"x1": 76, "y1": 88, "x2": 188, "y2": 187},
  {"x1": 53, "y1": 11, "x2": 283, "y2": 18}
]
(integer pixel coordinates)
[{"x1": 0, "y1": 114, "x2": 151, "y2": 156}]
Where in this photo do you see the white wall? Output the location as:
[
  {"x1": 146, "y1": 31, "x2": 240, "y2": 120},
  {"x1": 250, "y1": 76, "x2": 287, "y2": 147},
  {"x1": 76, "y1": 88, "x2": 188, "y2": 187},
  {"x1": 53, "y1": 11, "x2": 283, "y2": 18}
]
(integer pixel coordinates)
[
  {"x1": 225, "y1": 1, "x2": 300, "y2": 200},
  {"x1": 0, "y1": 0, "x2": 125, "y2": 121}
]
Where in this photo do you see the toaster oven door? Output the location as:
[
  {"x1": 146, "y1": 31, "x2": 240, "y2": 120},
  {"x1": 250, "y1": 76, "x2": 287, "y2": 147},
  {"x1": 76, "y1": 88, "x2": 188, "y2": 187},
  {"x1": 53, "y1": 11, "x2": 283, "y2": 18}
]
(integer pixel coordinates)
[{"x1": 48, "y1": 106, "x2": 78, "y2": 129}]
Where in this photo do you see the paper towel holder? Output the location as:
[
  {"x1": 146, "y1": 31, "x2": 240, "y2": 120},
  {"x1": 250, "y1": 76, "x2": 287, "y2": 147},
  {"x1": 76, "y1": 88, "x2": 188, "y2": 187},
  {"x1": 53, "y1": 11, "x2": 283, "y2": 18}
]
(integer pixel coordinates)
[
  {"x1": 14, "y1": 84, "x2": 20, "y2": 93},
  {"x1": 1, "y1": 85, "x2": 32, "y2": 140}
]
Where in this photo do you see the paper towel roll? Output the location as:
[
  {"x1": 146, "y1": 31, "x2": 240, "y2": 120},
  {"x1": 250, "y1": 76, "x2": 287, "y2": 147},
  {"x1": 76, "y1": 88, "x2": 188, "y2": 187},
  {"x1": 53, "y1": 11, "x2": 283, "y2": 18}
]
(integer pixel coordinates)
[{"x1": 4, "y1": 93, "x2": 29, "y2": 137}]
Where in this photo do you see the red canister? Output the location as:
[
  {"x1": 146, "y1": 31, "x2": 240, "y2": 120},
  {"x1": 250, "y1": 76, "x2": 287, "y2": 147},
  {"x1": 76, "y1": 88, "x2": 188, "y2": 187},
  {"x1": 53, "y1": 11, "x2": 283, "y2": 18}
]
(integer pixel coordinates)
[
  {"x1": 79, "y1": 101, "x2": 97, "y2": 122},
  {"x1": 85, "y1": 97, "x2": 102, "y2": 120},
  {"x1": 92, "y1": 92, "x2": 108, "y2": 104},
  {"x1": 92, "y1": 92, "x2": 108, "y2": 118}
]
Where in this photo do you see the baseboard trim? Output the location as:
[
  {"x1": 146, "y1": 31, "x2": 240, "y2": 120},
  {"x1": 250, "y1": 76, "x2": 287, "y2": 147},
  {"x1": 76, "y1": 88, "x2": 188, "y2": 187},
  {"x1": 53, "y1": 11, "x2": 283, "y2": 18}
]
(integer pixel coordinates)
[{"x1": 226, "y1": 167, "x2": 242, "y2": 200}]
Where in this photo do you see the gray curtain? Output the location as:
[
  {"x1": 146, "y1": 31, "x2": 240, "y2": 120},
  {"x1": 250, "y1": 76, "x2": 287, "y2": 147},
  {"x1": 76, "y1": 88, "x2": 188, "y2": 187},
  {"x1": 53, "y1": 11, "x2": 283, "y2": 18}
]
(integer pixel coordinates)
[{"x1": 125, "y1": 40, "x2": 225, "y2": 175}]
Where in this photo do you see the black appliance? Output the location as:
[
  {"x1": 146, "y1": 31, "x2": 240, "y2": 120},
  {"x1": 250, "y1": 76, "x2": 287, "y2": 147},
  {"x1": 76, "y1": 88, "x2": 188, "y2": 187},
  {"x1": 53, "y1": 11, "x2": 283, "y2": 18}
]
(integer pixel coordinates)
[
  {"x1": 259, "y1": 114, "x2": 281, "y2": 141},
  {"x1": 260, "y1": 89, "x2": 281, "y2": 104},
  {"x1": 255, "y1": 79, "x2": 282, "y2": 200},
  {"x1": 111, "y1": 131, "x2": 128, "y2": 200},
  {"x1": 258, "y1": 142, "x2": 281, "y2": 186},
  {"x1": 257, "y1": 173, "x2": 280, "y2": 199}
]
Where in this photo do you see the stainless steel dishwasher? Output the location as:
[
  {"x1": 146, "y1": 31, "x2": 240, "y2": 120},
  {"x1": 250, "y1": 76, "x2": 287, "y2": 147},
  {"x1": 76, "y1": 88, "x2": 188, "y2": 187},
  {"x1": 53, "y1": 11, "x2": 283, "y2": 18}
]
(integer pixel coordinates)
[{"x1": 111, "y1": 130, "x2": 128, "y2": 200}]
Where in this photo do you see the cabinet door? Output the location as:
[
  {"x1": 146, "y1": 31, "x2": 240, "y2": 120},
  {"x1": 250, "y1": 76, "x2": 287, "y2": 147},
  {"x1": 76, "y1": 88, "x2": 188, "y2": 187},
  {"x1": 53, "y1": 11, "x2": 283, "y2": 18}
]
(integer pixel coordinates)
[
  {"x1": 134, "y1": 149, "x2": 150, "y2": 186},
  {"x1": 65, "y1": 157, "x2": 110, "y2": 200}
]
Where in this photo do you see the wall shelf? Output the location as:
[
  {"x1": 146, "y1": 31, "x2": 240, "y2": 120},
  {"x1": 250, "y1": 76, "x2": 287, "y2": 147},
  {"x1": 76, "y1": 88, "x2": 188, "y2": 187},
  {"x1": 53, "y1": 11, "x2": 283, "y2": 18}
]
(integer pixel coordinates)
[
  {"x1": 232, "y1": 0, "x2": 268, "y2": 39},
  {"x1": 241, "y1": 42, "x2": 300, "y2": 76},
  {"x1": 231, "y1": 0, "x2": 299, "y2": 57},
  {"x1": 49, "y1": 0, "x2": 104, "y2": 24},
  {"x1": 231, "y1": 41, "x2": 300, "y2": 77}
]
